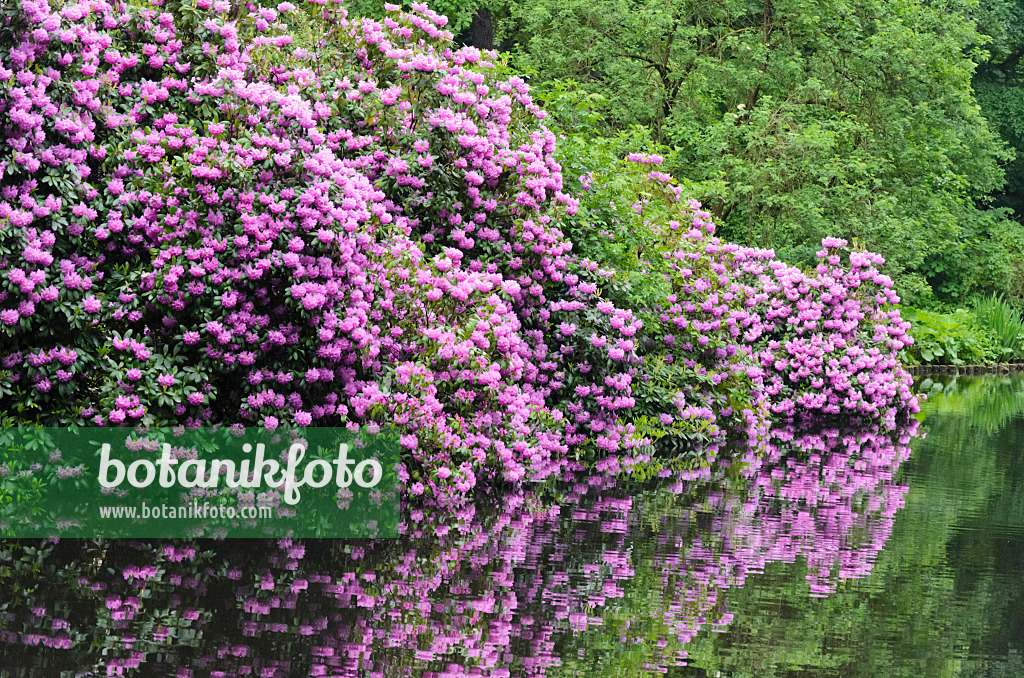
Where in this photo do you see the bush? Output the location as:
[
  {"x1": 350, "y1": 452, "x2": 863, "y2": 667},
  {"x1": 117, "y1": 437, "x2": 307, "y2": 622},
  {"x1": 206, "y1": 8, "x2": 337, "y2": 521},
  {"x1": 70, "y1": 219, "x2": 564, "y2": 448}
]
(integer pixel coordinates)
[
  {"x1": 543, "y1": 102, "x2": 920, "y2": 433},
  {"x1": 972, "y1": 293, "x2": 1024, "y2": 360},
  {"x1": 0, "y1": 0, "x2": 920, "y2": 503},
  {"x1": 900, "y1": 308, "x2": 1000, "y2": 365}
]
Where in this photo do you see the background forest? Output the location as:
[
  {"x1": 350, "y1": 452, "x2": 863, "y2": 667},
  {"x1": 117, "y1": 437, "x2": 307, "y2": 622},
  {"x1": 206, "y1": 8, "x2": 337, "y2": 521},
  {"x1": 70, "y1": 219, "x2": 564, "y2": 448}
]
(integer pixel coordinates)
[{"x1": 345, "y1": 0, "x2": 1024, "y2": 365}]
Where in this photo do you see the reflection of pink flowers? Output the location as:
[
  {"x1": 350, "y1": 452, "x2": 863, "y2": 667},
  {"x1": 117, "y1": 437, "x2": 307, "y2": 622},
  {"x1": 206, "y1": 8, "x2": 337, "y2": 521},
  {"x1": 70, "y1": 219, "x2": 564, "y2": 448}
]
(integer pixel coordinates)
[{"x1": 3, "y1": 420, "x2": 916, "y2": 675}]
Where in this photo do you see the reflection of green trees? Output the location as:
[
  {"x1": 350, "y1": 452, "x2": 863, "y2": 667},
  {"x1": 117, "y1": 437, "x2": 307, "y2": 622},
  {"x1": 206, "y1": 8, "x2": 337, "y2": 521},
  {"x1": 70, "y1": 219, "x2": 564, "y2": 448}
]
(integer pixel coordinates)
[
  {"x1": 677, "y1": 375, "x2": 1024, "y2": 677},
  {"x1": 916, "y1": 374, "x2": 1024, "y2": 434}
]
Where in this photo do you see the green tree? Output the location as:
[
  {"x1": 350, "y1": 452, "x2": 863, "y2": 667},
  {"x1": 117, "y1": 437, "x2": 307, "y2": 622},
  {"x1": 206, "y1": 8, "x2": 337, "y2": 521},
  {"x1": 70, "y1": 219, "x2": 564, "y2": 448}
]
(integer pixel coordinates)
[
  {"x1": 505, "y1": 0, "x2": 1018, "y2": 304},
  {"x1": 972, "y1": 0, "x2": 1024, "y2": 210}
]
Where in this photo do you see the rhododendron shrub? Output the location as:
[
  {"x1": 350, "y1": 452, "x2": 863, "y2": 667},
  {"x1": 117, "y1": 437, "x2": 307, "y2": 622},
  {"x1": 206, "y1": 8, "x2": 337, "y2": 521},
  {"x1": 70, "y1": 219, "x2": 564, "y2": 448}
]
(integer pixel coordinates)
[
  {"x1": 550, "y1": 145, "x2": 921, "y2": 453},
  {"x1": 0, "y1": 0, "x2": 918, "y2": 502},
  {"x1": 0, "y1": 0, "x2": 730, "y2": 494},
  {"x1": 650, "y1": 204, "x2": 919, "y2": 430}
]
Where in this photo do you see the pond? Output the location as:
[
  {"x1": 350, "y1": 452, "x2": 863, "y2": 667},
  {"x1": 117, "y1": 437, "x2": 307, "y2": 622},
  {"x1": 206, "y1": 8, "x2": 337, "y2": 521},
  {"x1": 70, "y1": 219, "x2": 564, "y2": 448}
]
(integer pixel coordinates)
[{"x1": 1, "y1": 374, "x2": 1022, "y2": 677}]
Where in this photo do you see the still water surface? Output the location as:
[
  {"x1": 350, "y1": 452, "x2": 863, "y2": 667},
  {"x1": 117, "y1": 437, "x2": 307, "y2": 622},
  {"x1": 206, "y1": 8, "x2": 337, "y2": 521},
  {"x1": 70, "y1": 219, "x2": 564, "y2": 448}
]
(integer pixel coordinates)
[{"x1": 0, "y1": 374, "x2": 1021, "y2": 677}]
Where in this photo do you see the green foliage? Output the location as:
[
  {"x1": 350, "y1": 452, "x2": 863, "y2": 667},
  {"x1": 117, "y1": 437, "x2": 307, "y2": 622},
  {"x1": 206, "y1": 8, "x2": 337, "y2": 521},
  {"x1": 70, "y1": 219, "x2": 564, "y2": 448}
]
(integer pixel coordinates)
[
  {"x1": 972, "y1": 292, "x2": 1024, "y2": 359},
  {"x1": 974, "y1": 82, "x2": 1024, "y2": 210},
  {"x1": 919, "y1": 207, "x2": 1024, "y2": 304},
  {"x1": 973, "y1": 0, "x2": 1024, "y2": 211},
  {"x1": 901, "y1": 307, "x2": 1001, "y2": 365},
  {"x1": 529, "y1": 81, "x2": 721, "y2": 305},
  {"x1": 500, "y1": 0, "x2": 1014, "y2": 304}
]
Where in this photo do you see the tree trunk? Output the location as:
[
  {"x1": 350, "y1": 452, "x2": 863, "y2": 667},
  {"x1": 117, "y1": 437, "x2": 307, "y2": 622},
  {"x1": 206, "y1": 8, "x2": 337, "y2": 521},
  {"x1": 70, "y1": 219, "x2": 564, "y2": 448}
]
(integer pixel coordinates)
[{"x1": 471, "y1": 8, "x2": 495, "y2": 51}]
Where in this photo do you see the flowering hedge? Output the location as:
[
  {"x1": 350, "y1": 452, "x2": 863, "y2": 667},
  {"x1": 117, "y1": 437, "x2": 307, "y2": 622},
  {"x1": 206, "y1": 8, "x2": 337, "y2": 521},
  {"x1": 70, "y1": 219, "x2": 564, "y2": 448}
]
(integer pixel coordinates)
[{"x1": 0, "y1": 0, "x2": 918, "y2": 502}]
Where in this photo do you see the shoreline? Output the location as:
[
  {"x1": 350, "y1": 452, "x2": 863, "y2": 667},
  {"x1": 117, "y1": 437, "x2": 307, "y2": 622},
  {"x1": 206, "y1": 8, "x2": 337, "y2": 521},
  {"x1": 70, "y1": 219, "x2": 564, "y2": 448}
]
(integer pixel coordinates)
[{"x1": 905, "y1": 363, "x2": 1024, "y2": 375}]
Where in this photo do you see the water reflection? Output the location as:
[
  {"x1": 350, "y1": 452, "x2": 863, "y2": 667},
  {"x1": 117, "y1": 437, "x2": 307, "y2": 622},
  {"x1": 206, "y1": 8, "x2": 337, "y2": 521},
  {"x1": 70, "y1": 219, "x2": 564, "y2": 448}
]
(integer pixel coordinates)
[
  {"x1": 0, "y1": 415, "x2": 922, "y2": 677},
  {"x1": 683, "y1": 375, "x2": 1024, "y2": 677},
  {"x1": 916, "y1": 372, "x2": 1024, "y2": 431}
]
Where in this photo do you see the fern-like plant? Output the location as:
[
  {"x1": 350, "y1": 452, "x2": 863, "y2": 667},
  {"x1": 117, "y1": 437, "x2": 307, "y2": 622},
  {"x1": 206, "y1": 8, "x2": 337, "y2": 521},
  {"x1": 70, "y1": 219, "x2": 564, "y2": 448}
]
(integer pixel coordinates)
[{"x1": 973, "y1": 293, "x2": 1024, "y2": 360}]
